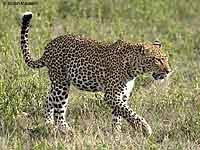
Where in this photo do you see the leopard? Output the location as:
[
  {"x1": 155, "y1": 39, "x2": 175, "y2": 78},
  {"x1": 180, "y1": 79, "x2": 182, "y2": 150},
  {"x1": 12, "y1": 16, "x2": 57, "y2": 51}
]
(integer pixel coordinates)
[{"x1": 20, "y1": 12, "x2": 171, "y2": 137}]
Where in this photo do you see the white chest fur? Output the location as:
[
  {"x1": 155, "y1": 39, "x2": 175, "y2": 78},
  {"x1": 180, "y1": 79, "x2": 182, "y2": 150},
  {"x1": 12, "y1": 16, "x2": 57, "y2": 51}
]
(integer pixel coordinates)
[
  {"x1": 124, "y1": 78, "x2": 135, "y2": 98},
  {"x1": 119, "y1": 78, "x2": 135, "y2": 101}
]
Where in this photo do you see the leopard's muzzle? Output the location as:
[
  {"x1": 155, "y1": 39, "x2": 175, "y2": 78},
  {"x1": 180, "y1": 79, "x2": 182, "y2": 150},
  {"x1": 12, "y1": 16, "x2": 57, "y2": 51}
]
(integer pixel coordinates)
[{"x1": 152, "y1": 68, "x2": 170, "y2": 80}]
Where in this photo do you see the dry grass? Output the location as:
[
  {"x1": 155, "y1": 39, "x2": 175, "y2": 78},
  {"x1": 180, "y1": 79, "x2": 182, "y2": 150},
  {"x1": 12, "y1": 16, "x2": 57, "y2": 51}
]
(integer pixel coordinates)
[{"x1": 0, "y1": 0, "x2": 200, "y2": 149}]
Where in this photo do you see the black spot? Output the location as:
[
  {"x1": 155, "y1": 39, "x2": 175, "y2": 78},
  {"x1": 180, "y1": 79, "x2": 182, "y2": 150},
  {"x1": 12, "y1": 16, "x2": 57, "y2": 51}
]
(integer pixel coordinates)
[
  {"x1": 21, "y1": 30, "x2": 25, "y2": 35},
  {"x1": 82, "y1": 85, "x2": 87, "y2": 89},
  {"x1": 21, "y1": 26, "x2": 27, "y2": 30},
  {"x1": 62, "y1": 83, "x2": 67, "y2": 86},
  {"x1": 59, "y1": 116, "x2": 64, "y2": 119},
  {"x1": 57, "y1": 90, "x2": 61, "y2": 95},
  {"x1": 58, "y1": 104, "x2": 62, "y2": 108},
  {"x1": 89, "y1": 86, "x2": 96, "y2": 89},
  {"x1": 63, "y1": 87, "x2": 68, "y2": 91},
  {"x1": 83, "y1": 78, "x2": 87, "y2": 81},
  {"x1": 88, "y1": 81, "x2": 93, "y2": 85},
  {"x1": 62, "y1": 91, "x2": 67, "y2": 96},
  {"x1": 114, "y1": 91, "x2": 118, "y2": 95},
  {"x1": 55, "y1": 97, "x2": 59, "y2": 102},
  {"x1": 53, "y1": 91, "x2": 56, "y2": 95},
  {"x1": 49, "y1": 97, "x2": 53, "y2": 102},
  {"x1": 65, "y1": 94, "x2": 68, "y2": 99},
  {"x1": 21, "y1": 40, "x2": 26, "y2": 44},
  {"x1": 94, "y1": 82, "x2": 98, "y2": 86},
  {"x1": 59, "y1": 96, "x2": 63, "y2": 100},
  {"x1": 112, "y1": 101, "x2": 116, "y2": 105},
  {"x1": 60, "y1": 110, "x2": 64, "y2": 113},
  {"x1": 85, "y1": 82, "x2": 90, "y2": 86},
  {"x1": 77, "y1": 80, "x2": 82, "y2": 84}
]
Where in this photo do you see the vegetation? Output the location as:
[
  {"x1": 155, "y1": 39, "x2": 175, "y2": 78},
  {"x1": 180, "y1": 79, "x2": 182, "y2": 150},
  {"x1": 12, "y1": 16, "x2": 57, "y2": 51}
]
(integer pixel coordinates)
[{"x1": 0, "y1": 0, "x2": 200, "y2": 149}]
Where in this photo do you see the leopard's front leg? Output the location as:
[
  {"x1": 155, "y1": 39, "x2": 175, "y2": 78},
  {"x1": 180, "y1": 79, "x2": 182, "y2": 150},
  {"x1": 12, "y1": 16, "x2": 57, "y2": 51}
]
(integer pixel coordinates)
[
  {"x1": 111, "y1": 79, "x2": 135, "y2": 132},
  {"x1": 105, "y1": 81, "x2": 152, "y2": 137}
]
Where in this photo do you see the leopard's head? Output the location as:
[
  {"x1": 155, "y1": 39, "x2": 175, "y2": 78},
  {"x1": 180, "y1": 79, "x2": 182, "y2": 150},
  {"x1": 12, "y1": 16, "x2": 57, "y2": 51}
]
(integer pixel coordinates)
[{"x1": 138, "y1": 41, "x2": 171, "y2": 80}]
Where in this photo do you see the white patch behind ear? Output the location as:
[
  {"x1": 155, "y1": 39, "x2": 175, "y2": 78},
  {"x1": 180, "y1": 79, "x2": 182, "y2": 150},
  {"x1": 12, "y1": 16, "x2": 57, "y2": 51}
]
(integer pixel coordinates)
[{"x1": 153, "y1": 41, "x2": 161, "y2": 48}]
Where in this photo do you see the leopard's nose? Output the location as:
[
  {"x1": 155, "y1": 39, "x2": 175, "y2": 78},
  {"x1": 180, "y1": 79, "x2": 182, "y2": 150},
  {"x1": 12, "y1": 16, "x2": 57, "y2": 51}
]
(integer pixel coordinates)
[
  {"x1": 166, "y1": 70, "x2": 170, "y2": 74},
  {"x1": 165, "y1": 68, "x2": 171, "y2": 74}
]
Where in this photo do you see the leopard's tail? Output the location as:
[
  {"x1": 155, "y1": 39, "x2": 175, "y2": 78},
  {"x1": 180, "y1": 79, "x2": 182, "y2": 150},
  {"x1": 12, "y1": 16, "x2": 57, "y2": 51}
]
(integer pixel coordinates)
[{"x1": 20, "y1": 12, "x2": 46, "y2": 68}]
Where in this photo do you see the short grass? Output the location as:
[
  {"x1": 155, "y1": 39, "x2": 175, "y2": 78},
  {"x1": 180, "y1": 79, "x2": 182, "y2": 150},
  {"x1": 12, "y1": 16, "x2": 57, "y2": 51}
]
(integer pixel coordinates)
[{"x1": 0, "y1": 0, "x2": 200, "y2": 149}]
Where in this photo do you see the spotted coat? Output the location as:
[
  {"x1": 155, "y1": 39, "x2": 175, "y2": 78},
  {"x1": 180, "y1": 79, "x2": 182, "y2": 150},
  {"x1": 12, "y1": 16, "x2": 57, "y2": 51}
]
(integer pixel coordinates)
[{"x1": 20, "y1": 12, "x2": 171, "y2": 136}]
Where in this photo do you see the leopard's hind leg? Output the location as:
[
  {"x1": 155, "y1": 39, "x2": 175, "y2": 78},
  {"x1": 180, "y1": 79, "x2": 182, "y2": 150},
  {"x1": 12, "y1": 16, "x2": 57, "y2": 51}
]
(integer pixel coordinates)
[
  {"x1": 52, "y1": 81, "x2": 70, "y2": 132},
  {"x1": 44, "y1": 85, "x2": 55, "y2": 126},
  {"x1": 44, "y1": 69, "x2": 70, "y2": 132}
]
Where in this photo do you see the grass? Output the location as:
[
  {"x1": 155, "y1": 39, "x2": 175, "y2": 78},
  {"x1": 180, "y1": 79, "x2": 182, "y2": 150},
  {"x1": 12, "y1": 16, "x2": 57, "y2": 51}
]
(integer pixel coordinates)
[{"x1": 0, "y1": 0, "x2": 200, "y2": 149}]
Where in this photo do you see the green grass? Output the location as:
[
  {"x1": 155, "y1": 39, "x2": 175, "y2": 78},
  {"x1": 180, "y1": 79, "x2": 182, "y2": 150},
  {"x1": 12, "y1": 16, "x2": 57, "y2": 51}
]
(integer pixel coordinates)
[{"x1": 0, "y1": 0, "x2": 200, "y2": 149}]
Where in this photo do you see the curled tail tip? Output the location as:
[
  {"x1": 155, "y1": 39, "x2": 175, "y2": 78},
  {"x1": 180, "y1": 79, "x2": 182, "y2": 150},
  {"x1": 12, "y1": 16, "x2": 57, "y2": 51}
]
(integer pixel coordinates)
[{"x1": 21, "y1": 12, "x2": 33, "y2": 25}]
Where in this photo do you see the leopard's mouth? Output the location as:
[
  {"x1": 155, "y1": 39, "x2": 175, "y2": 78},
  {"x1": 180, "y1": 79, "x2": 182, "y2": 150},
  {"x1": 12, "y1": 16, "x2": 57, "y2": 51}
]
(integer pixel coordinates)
[{"x1": 152, "y1": 72, "x2": 167, "y2": 80}]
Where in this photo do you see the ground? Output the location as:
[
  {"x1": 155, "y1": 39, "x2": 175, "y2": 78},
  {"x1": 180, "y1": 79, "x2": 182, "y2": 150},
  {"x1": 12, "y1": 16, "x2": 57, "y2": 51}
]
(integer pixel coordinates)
[{"x1": 0, "y1": 0, "x2": 200, "y2": 149}]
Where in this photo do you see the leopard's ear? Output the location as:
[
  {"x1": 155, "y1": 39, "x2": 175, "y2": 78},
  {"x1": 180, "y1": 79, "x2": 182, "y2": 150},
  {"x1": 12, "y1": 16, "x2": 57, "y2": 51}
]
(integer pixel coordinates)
[{"x1": 153, "y1": 40, "x2": 161, "y2": 48}]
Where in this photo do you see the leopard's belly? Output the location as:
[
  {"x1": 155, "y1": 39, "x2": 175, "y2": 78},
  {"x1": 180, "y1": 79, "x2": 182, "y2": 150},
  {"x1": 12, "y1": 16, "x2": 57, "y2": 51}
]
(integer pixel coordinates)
[{"x1": 69, "y1": 63, "x2": 105, "y2": 92}]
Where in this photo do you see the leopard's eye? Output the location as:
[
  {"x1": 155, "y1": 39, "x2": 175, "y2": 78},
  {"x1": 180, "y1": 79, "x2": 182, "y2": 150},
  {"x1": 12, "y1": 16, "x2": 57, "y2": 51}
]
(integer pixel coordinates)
[
  {"x1": 157, "y1": 58, "x2": 163, "y2": 64},
  {"x1": 154, "y1": 58, "x2": 163, "y2": 65}
]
